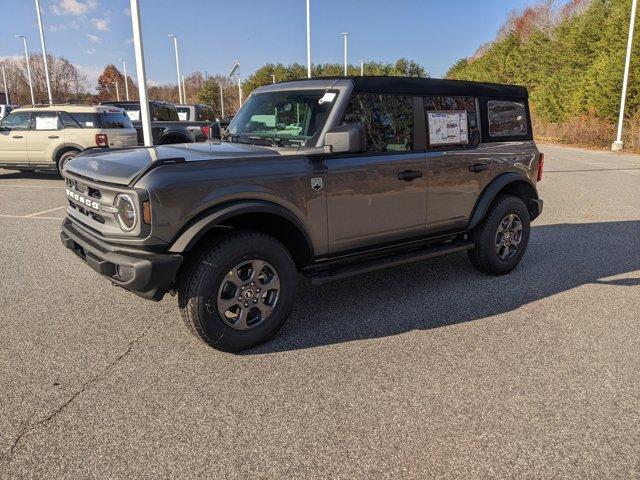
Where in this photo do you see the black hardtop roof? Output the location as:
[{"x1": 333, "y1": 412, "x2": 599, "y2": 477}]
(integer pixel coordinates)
[{"x1": 295, "y1": 76, "x2": 528, "y2": 99}]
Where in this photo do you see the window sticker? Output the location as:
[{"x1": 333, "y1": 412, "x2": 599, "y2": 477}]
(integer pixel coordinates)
[
  {"x1": 126, "y1": 110, "x2": 140, "y2": 122},
  {"x1": 177, "y1": 111, "x2": 188, "y2": 121},
  {"x1": 427, "y1": 110, "x2": 468, "y2": 145},
  {"x1": 318, "y1": 92, "x2": 336, "y2": 104},
  {"x1": 85, "y1": 121, "x2": 94, "y2": 127},
  {"x1": 35, "y1": 115, "x2": 59, "y2": 130}
]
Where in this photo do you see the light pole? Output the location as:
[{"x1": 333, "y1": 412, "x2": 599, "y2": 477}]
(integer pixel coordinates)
[
  {"x1": 360, "y1": 59, "x2": 364, "y2": 76},
  {"x1": 119, "y1": 58, "x2": 130, "y2": 100},
  {"x1": 1, "y1": 65, "x2": 8, "y2": 104},
  {"x1": 271, "y1": 74, "x2": 276, "y2": 84},
  {"x1": 34, "y1": 0, "x2": 53, "y2": 105},
  {"x1": 112, "y1": 81, "x2": 120, "y2": 101},
  {"x1": 613, "y1": 0, "x2": 638, "y2": 151},
  {"x1": 168, "y1": 34, "x2": 183, "y2": 104},
  {"x1": 130, "y1": 0, "x2": 152, "y2": 146},
  {"x1": 306, "y1": 0, "x2": 312, "y2": 78},
  {"x1": 219, "y1": 83, "x2": 225, "y2": 119},
  {"x1": 341, "y1": 32, "x2": 349, "y2": 76},
  {"x1": 229, "y1": 61, "x2": 242, "y2": 109},
  {"x1": 181, "y1": 74, "x2": 186, "y2": 104},
  {"x1": 16, "y1": 35, "x2": 35, "y2": 105}
]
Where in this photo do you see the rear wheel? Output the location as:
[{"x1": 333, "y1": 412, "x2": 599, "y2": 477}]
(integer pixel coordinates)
[
  {"x1": 57, "y1": 150, "x2": 80, "y2": 176},
  {"x1": 468, "y1": 195, "x2": 531, "y2": 275},
  {"x1": 178, "y1": 231, "x2": 297, "y2": 352}
]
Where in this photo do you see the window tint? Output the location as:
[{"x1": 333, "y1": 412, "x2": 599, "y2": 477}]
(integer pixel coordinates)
[
  {"x1": 197, "y1": 106, "x2": 215, "y2": 121},
  {"x1": 1, "y1": 111, "x2": 30, "y2": 130},
  {"x1": 488, "y1": 100, "x2": 527, "y2": 137},
  {"x1": 424, "y1": 96, "x2": 479, "y2": 148},
  {"x1": 342, "y1": 94, "x2": 414, "y2": 152},
  {"x1": 152, "y1": 104, "x2": 179, "y2": 121},
  {"x1": 99, "y1": 112, "x2": 133, "y2": 129},
  {"x1": 32, "y1": 111, "x2": 61, "y2": 130},
  {"x1": 60, "y1": 112, "x2": 99, "y2": 128}
]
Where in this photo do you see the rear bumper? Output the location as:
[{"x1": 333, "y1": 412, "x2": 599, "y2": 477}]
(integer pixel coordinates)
[{"x1": 60, "y1": 218, "x2": 183, "y2": 301}]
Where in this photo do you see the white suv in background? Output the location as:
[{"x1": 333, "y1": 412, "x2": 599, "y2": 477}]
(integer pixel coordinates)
[{"x1": 0, "y1": 104, "x2": 138, "y2": 174}]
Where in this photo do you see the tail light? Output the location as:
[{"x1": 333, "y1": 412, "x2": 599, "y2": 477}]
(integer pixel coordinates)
[
  {"x1": 202, "y1": 125, "x2": 210, "y2": 138},
  {"x1": 95, "y1": 134, "x2": 109, "y2": 147},
  {"x1": 537, "y1": 152, "x2": 544, "y2": 182}
]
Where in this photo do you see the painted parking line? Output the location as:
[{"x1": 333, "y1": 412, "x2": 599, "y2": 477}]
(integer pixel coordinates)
[
  {"x1": 24, "y1": 206, "x2": 67, "y2": 218},
  {"x1": 0, "y1": 215, "x2": 64, "y2": 220}
]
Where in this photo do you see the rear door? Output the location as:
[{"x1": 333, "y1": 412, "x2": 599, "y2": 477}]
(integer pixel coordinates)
[
  {"x1": 26, "y1": 111, "x2": 63, "y2": 167},
  {"x1": 424, "y1": 95, "x2": 492, "y2": 233},
  {"x1": 324, "y1": 93, "x2": 427, "y2": 253},
  {"x1": 0, "y1": 111, "x2": 31, "y2": 165}
]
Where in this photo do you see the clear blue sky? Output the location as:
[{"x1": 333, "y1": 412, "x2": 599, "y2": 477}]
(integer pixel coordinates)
[{"x1": 0, "y1": 0, "x2": 553, "y2": 89}]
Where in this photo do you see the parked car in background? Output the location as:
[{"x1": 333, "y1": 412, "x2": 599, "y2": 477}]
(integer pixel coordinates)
[
  {"x1": 60, "y1": 76, "x2": 543, "y2": 352},
  {"x1": 1, "y1": 104, "x2": 17, "y2": 120},
  {"x1": 102, "y1": 100, "x2": 212, "y2": 144},
  {"x1": 176, "y1": 103, "x2": 215, "y2": 122},
  {"x1": 0, "y1": 104, "x2": 137, "y2": 174}
]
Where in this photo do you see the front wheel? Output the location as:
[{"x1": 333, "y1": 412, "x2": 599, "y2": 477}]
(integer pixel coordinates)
[
  {"x1": 468, "y1": 195, "x2": 531, "y2": 275},
  {"x1": 178, "y1": 231, "x2": 297, "y2": 352}
]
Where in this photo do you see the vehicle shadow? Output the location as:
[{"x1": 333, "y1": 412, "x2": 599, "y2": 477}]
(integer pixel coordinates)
[
  {"x1": 0, "y1": 170, "x2": 61, "y2": 181},
  {"x1": 245, "y1": 220, "x2": 640, "y2": 354}
]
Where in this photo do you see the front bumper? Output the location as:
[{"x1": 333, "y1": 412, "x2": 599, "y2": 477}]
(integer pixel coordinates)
[{"x1": 60, "y1": 218, "x2": 183, "y2": 301}]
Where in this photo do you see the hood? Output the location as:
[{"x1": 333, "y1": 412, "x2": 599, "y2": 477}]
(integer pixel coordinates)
[{"x1": 64, "y1": 141, "x2": 277, "y2": 186}]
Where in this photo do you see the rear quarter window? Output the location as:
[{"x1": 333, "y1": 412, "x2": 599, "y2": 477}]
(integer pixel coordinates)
[
  {"x1": 99, "y1": 112, "x2": 133, "y2": 129},
  {"x1": 488, "y1": 100, "x2": 528, "y2": 137}
]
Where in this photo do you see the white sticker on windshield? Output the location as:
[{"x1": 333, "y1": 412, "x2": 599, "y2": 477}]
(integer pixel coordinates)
[
  {"x1": 127, "y1": 110, "x2": 140, "y2": 122},
  {"x1": 318, "y1": 92, "x2": 336, "y2": 104},
  {"x1": 35, "y1": 115, "x2": 58, "y2": 130}
]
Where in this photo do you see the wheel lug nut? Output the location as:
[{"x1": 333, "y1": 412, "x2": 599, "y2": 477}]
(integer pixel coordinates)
[
  {"x1": 253, "y1": 299, "x2": 257, "y2": 303},
  {"x1": 256, "y1": 288, "x2": 261, "y2": 293},
  {"x1": 238, "y1": 297, "x2": 242, "y2": 301},
  {"x1": 250, "y1": 282, "x2": 255, "y2": 286},
  {"x1": 244, "y1": 302, "x2": 249, "y2": 307}
]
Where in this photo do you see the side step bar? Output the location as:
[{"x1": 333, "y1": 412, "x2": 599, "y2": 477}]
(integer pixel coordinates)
[{"x1": 305, "y1": 241, "x2": 473, "y2": 286}]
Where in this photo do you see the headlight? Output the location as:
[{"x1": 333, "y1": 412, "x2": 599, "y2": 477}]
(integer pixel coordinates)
[{"x1": 114, "y1": 194, "x2": 137, "y2": 231}]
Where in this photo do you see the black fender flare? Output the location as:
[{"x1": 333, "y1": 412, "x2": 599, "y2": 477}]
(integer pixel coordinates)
[
  {"x1": 53, "y1": 143, "x2": 84, "y2": 163},
  {"x1": 168, "y1": 200, "x2": 314, "y2": 254},
  {"x1": 468, "y1": 173, "x2": 539, "y2": 230}
]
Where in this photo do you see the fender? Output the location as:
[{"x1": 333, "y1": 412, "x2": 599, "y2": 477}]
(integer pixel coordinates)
[
  {"x1": 53, "y1": 142, "x2": 84, "y2": 162},
  {"x1": 168, "y1": 200, "x2": 314, "y2": 254},
  {"x1": 468, "y1": 173, "x2": 539, "y2": 230}
]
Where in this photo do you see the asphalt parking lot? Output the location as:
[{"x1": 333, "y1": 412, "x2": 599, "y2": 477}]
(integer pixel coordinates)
[{"x1": 0, "y1": 144, "x2": 639, "y2": 479}]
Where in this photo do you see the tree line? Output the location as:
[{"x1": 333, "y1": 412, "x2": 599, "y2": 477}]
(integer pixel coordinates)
[{"x1": 446, "y1": 0, "x2": 639, "y2": 129}]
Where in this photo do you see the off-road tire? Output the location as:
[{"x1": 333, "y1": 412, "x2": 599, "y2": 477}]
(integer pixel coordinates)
[
  {"x1": 178, "y1": 230, "x2": 297, "y2": 352},
  {"x1": 468, "y1": 195, "x2": 531, "y2": 275},
  {"x1": 57, "y1": 150, "x2": 80, "y2": 176}
]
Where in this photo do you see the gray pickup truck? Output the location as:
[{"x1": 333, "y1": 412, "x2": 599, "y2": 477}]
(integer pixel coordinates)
[
  {"x1": 101, "y1": 100, "x2": 212, "y2": 144},
  {"x1": 61, "y1": 76, "x2": 543, "y2": 352}
]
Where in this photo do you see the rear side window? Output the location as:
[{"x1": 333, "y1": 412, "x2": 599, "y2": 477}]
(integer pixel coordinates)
[
  {"x1": 33, "y1": 111, "x2": 61, "y2": 130},
  {"x1": 152, "y1": 104, "x2": 179, "y2": 121},
  {"x1": 61, "y1": 112, "x2": 99, "y2": 128},
  {"x1": 424, "y1": 96, "x2": 479, "y2": 148},
  {"x1": 488, "y1": 100, "x2": 528, "y2": 137},
  {"x1": 197, "y1": 106, "x2": 215, "y2": 121},
  {"x1": 342, "y1": 94, "x2": 414, "y2": 152},
  {"x1": 99, "y1": 112, "x2": 133, "y2": 129}
]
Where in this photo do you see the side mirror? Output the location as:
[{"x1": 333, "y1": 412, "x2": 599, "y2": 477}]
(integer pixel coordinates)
[
  {"x1": 209, "y1": 122, "x2": 221, "y2": 140},
  {"x1": 323, "y1": 124, "x2": 365, "y2": 154}
]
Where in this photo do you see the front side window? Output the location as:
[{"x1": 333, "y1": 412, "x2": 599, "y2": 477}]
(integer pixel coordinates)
[
  {"x1": 342, "y1": 94, "x2": 414, "y2": 152},
  {"x1": 488, "y1": 100, "x2": 528, "y2": 137},
  {"x1": 224, "y1": 90, "x2": 337, "y2": 147},
  {"x1": 1, "y1": 111, "x2": 31, "y2": 130},
  {"x1": 32, "y1": 111, "x2": 61, "y2": 131},
  {"x1": 424, "y1": 96, "x2": 479, "y2": 148}
]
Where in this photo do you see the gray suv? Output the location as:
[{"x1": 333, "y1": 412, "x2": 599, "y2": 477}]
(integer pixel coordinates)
[{"x1": 60, "y1": 76, "x2": 543, "y2": 352}]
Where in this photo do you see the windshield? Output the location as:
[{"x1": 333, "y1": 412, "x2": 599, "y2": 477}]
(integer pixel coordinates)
[{"x1": 223, "y1": 90, "x2": 337, "y2": 148}]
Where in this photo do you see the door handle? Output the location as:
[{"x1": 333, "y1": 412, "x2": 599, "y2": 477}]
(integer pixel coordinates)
[
  {"x1": 12, "y1": 135, "x2": 23, "y2": 139},
  {"x1": 48, "y1": 135, "x2": 59, "y2": 139},
  {"x1": 469, "y1": 163, "x2": 489, "y2": 173},
  {"x1": 397, "y1": 170, "x2": 423, "y2": 181}
]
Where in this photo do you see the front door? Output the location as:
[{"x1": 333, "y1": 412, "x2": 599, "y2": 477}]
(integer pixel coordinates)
[
  {"x1": 0, "y1": 111, "x2": 31, "y2": 165},
  {"x1": 27, "y1": 111, "x2": 63, "y2": 167},
  {"x1": 325, "y1": 93, "x2": 427, "y2": 253}
]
